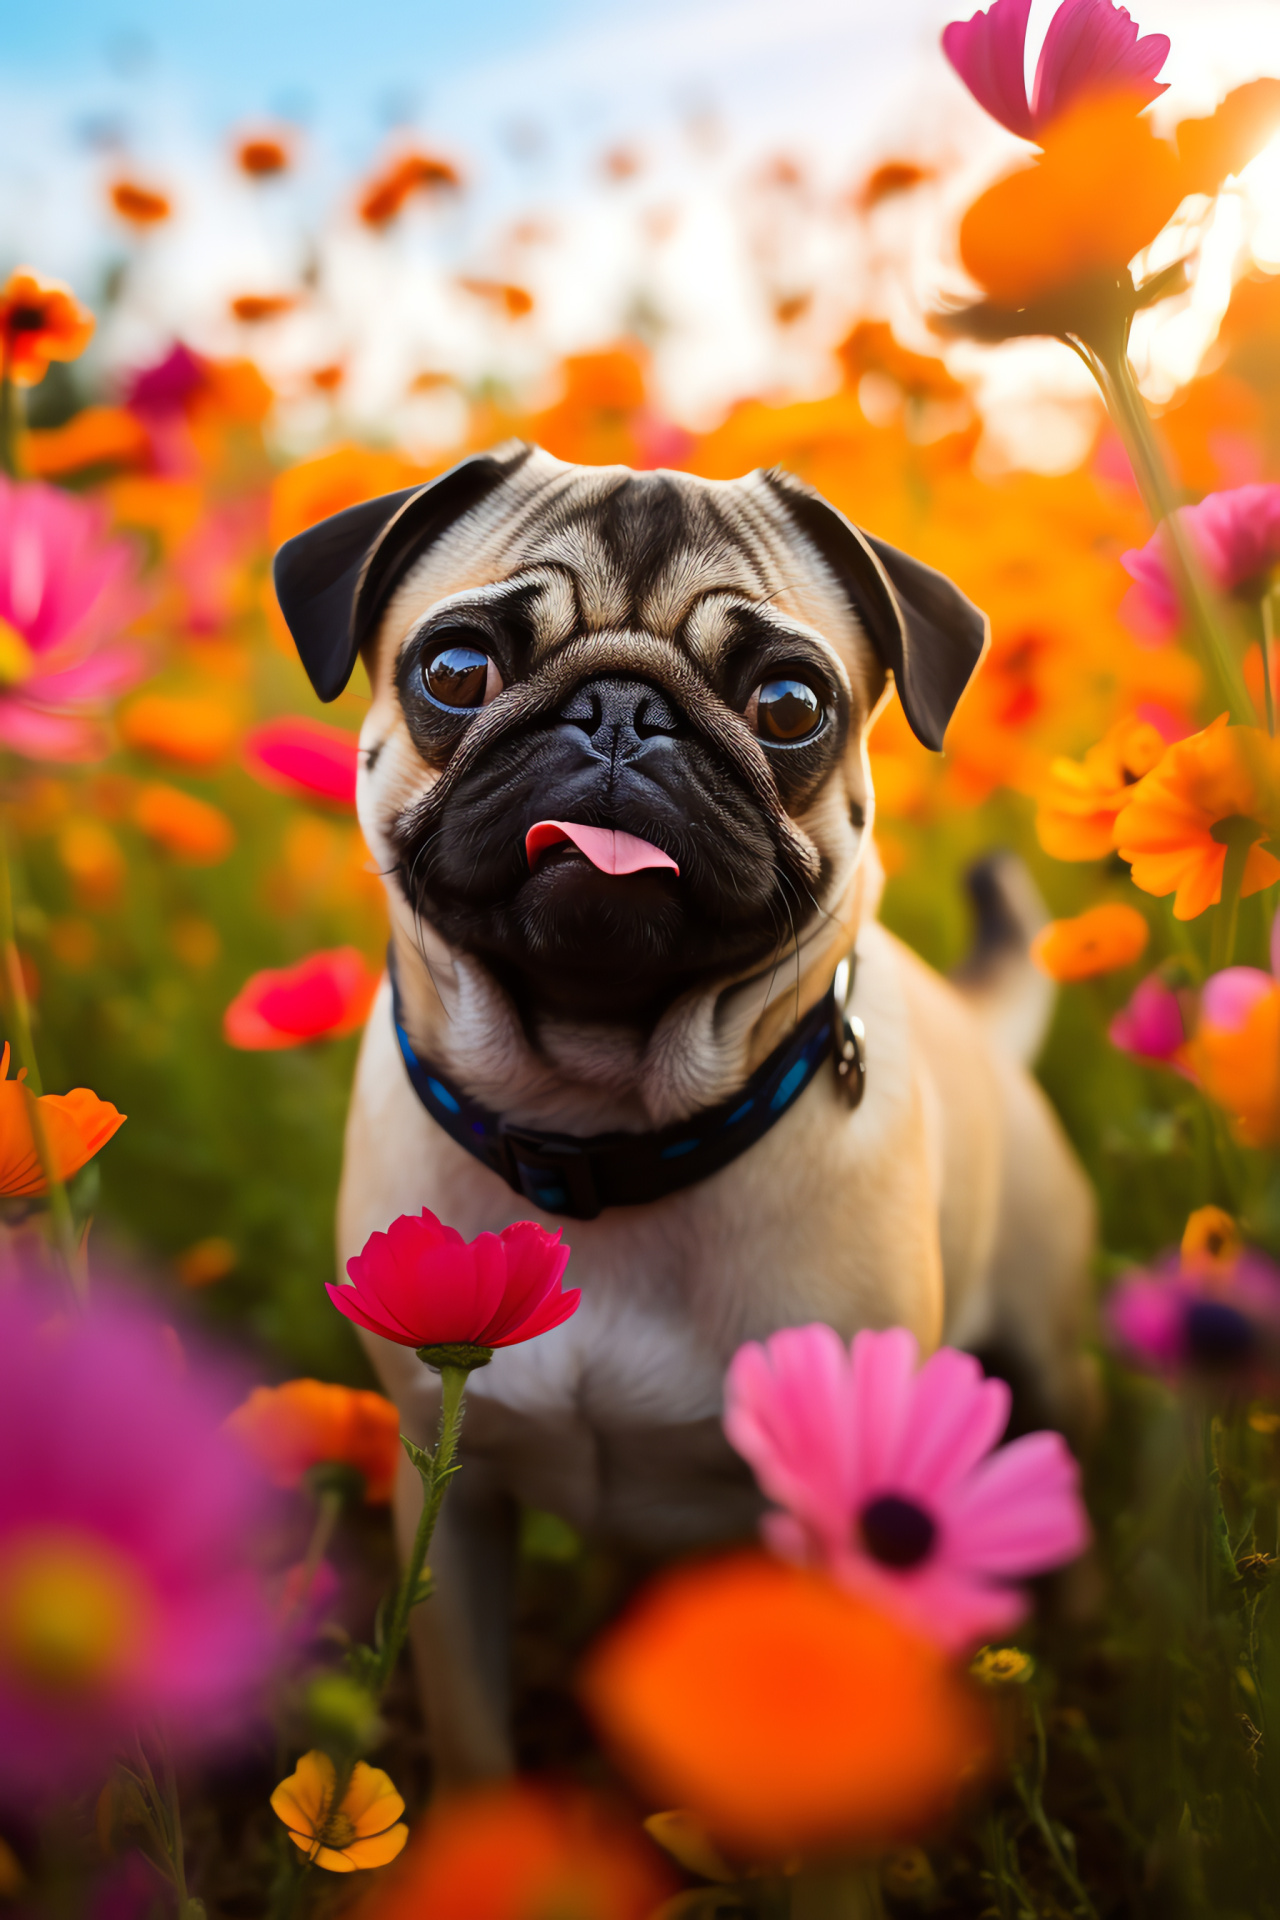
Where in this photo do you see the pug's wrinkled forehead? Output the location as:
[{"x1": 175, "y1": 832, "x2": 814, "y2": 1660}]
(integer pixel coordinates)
[{"x1": 274, "y1": 441, "x2": 988, "y2": 753}]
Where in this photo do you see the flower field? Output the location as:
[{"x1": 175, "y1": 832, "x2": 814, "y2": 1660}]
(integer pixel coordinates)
[{"x1": 8, "y1": 0, "x2": 1280, "y2": 1913}]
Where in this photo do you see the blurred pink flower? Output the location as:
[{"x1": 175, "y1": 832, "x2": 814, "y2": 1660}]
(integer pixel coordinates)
[
  {"x1": 723, "y1": 1324, "x2": 1089, "y2": 1652},
  {"x1": 223, "y1": 947, "x2": 380, "y2": 1049},
  {"x1": 942, "y1": 0, "x2": 1169, "y2": 143},
  {"x1": 1121, "y1": 485, "x2": 1280, "y2": 642},
  {"x1": 329, "y1": 1208, "x2": 578, "y2": 1351},
  {"x1": 1108, "y1": 1248, "x2": 1280, "y2": 1379},
  {"x1": 1109, "y1": 971, "x2": 1189, "y2": 1063},
  {"x1": 0, "y1": 477, "x2": 145, "y2": 760},
  {"x1": 243, "y1": 716, "x2": 359, "y2": 807},
  {"x1": 0, "y1": 1287, "x2": 273, "y2": 1797}
]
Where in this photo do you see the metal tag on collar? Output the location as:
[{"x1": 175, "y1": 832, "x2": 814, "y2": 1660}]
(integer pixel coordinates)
[{"x1": 831, "y1": 954, "x2": 866, "y2": 1110}]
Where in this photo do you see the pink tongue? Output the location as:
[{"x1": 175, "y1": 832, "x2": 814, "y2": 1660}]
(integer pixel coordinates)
[{"x1": 525, "y1": 820, "x2": 680, "y2": 877}]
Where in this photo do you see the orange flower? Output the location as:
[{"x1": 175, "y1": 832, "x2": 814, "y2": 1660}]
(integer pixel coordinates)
[
  {"x1": 133, "y1": 784, "x2": 235, "y2": 865},
  {"x1": 0, "y1": 1043, "x2": 125, "y2": 1196},
  {"x1": 1031, "y1": 903, "x2": 1149, "y2": 983},
  {"x1": 0, "y1": 268, "x2": 95, "y2": 388},
  {"x1": 959, "y1": 84, "x2": 1280, "y2": 312},
  {"x1": 1189, "y1": 981, "x2": 1280, "y2": 1147},
  {"x1": 23, "y1": 406, "x2": 149, "y2": 478},
  {"x1": 226, "y1": 1379, "x2": 401, "y2": 1503},
  {"x1": 230, "y1": 294, "x2": 297, "y2": 324},
  {"x1": 110, "y1": 181, "x2": 171, "y2": 226},
  {"x1": 580, "y1": 1554, "x2": 993, "y2": 1859},
  {"x1": 57, "y1": 818, "x2": 126, "y2": 909},
  {"x1": 1112, "y1": 717, "x2": 1280, "y2": 919},
  {"x1": 1035, "y1": 715, "x2": 1172, "y2": 861},
  {"x1": 358, "y1": 152, "x2": 461, "y2": 228},
  {"x1": 457, "y1": 278, "x2": 535, "y2": 319},
  {"x1": 1180, "y1": 1206, "x2": 1240, "y2": 1278},
  {"x1": 364, "y1": 1785, "x2": 675, "y2": 1920},
  {"x1": 237, "y1": 136, "x2": 290, "y2": 177},
  {"x1": 119, "y1": 694, "x2": 238, "y2": 768}
]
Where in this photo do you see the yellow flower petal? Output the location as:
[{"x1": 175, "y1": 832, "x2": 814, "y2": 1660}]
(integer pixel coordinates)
[
  {"x1": 341, "y1": 1824, "x2": 410, "y2": 1869},
  {"x1": 270, "y1": 1750, "x2": 335, "y2": 1840},
  {"x1": 344, "y1": 1761, "x2": 404, "y2": 1833}
]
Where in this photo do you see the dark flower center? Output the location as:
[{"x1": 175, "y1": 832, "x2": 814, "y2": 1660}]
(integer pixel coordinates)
[
  {"x1": 1184, "y1": 1300, "x2": 1255, "y2": 1367},
  {"x1": 858, "y1": 1493, "x2": 937, "y2": 1569},
  {"x1": 6, "y1": 306, "x2": 47, "y2": 335}
]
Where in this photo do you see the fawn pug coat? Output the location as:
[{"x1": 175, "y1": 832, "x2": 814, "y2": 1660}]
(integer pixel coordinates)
[{"x1": 274, "y1": 443, "x2": 1094, "y2": 1778}]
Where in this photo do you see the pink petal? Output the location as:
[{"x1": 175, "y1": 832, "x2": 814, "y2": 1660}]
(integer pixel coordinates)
[
  {"x1": 942, "y1": 1429, "x2": 1090, "y2": 1575},
  {"x1": 825, "y1": 1541, "x2": 1029, "y2": 1651},
  {"x1": 724, "y1": 1324, "x2": 859, "y2": 1528},
  {"x1": 1106, "y1": 1274, "x2": 1186, "y2": 1369},
  {"x1": 482, "y1": 1221, "x2": 572, "y2": 1342},
  {"x1": 325, "y1": 1281, "x2": 418, "y2": 1346},
  {"x1": 0, "y1": 700, "x2": 106, "y2": 761},
  {"x1": 1201, "y1": 967, "x2": 1274, "y2": 1035},
  {"x1": 1109, "y1": 972, "x2": 1186, "y2": 1061},
  {"x1": 488, "y1": 1285, "x2": 581, "y2": 1346},
  {"x1": 890, "y1": 1346, "x2": 1011, "y2": 1497},
  {"x1": 942, "y1": 0, "x2": 1036, "y2": 138},
  {"x1": 847, "y1": 1327, "x2": 919, "y2": 1497},
  {"x1": 1031, "y1": 0, "x2": 1170, "y2": 131}
]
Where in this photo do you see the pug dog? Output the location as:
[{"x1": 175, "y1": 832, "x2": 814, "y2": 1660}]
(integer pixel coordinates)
[{"x1": 274, "y1": 442, "x2": 1094, "y2": 1781}]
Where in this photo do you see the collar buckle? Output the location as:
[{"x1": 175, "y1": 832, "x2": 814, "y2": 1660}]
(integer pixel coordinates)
[{"x1": 493, "y1": 1125, "x2": 603, "y2": 1221}]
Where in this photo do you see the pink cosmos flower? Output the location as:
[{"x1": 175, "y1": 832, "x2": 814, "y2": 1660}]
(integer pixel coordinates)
[
  {"x1": 223, "y1": 947, "x2": 380, "y2": 1049},
  {"x1": 942, "y1": 0, "x2": 1169, "y2": 143},
  {"x1": 0, "y1": 477, "x2": 146, "y2": 760},
  {"x1": 1121, "y1": 485, "x2": 1280, "y2": 643},
  {"x1": 723, "y1": 1324, "x2": 1089, "y2": 1652},
  {"x1": 243, "y1": 716, "x2": 359, "y2": 807},
  {"x1": 1108, "y1": 970, "x2": 1189, "y2": 1064},
  {"x1": 329, "y1": 1208, "x2": 579, "y2": 1351},
  {"x1": 0, "y1": 1286, "x2": 273, "y2": 1797},
  {"x1": 1108, "y1": 1248, "x2": 1280, "y2": 1379}
]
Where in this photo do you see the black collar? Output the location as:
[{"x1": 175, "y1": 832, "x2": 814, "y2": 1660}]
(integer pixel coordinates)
[{"x1": 388, "y1": 952, "x2": 863, "y2": 1220}]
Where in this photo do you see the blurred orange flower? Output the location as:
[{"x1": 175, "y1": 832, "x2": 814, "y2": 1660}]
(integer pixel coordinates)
[
  {"x1": 223, "y1": 947, "x2": 379, "y2": 1050},
  {"x1": 1113, "y1": 717, "x2": 1280, "y2": 919},
  {"x1": 457, "y1": 278, "x2": 535, "y2": 319},
  {"x1": 57, "y1": 817, "x2": 126, "y2": 909},
  {"x1": 119, "y1": 694, "x2": 239, "y2": 768},
  {"x1": 227, "y1": 1379, "x2": 401, "y2": 1502},
  {"x1": 580, "y1": 1553, "x2": 993, "y2": 1859},
  {"x1": 359, "y1": 152, "x2": 461, "y2": 228},
  {"x1": 230, "y1": 294, "x2": 297, "y2": 324},
  {"x1": 959, "y1": 83, "x2": 1280, "y2": 313},
  {"x1": 237, "y1": 135, "x2": 290, "y2": 177},
  {"x1": 1031, "y1": 904, "x2": 1149, "y2": 983},
  {"x1": 1180, "y1": 1206, "x2": 1240, "y2": 1278},
  {"x1": 23, "y1": 406, "x2": 149, "y2": 478},
  {"x1": 366, "y1": 1785, "x2": 675, "y2": 1920},
  {"x1": 110, "y1": 181, "x2": 172, "y2": 226},
  {"x1": 133, "y1": 784, "x2": 236, "y2": 865},
  {"x1": 1036, "y1": 715, "x2": 1173, "y2": 861},
  {"x1": 0, "y1": 268, "x2": 95, "y2": 388},
  {"x1": 0, "y1": 1043, "x2": 125, "y2": 1196},
  {"x1": 1190, "y1": 981, "x2": 1280, "y2": 1147},
  {"x1": 268, "y1": 444, "x2": 425, "y2": 550}
]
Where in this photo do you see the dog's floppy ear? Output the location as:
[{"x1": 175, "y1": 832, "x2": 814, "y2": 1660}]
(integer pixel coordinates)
[
  {"x1": 273, "y1": 443, "x2": 534, "y2": 701},
  {"x1": 762, "y1": 468, "x2": 989, "y2": 751}
]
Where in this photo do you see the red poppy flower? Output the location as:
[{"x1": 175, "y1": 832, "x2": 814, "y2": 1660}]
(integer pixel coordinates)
[
  {"x1": 0, "y1": 269, "x2": 95, "y2": 388},
  {"x1": 243, "y1": 717, "x2": 359, "y2": 806},
  {"x1": 223, "y1": 947, "x2": 380, "y2": 1050},
  {"x1": 328, "y1": 1209, "x2": 578, "y2": 1352}
]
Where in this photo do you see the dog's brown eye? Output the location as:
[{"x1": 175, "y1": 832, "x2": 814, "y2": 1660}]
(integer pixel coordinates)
[
  {"x1": 755, "y1": 677, "x2": 822, "y2": 743},
  {"x1": 423, "y1": 644, "x2": 491, "y2": 711}
]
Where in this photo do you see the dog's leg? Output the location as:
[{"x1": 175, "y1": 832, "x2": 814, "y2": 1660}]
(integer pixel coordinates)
[{"x1": 393, "y1": 1445, "x2": 519, "y2": 1784}]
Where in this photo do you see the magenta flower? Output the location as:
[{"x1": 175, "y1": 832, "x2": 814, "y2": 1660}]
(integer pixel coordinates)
[
  {"x1": 0, "y1": 477, "x2": 146, "y2": 761},
  {"x1": 1109, "y1": 971, "x2": 1189, "y2": 1064},
  {"x1": 1121, "y1": 485, "x2": 1280, "y2": 643},
  {"x1": 942, "y1": 0, "x2": 1169, "y2": 143},
  {"x1": 243, "y1": 716, "x2": 359, "y2": 807},
  {"x1": 0, "y1": 1287, "x2": 273, "y2": 1797},
  {"x1": 328, "y1": 1208, "x2": 579, "y2": 1352},
  {"x1": 724, "y1": 1324, "x2": 1089, "y2": 1652},
  {"x1": 1108, "y1": 1249, "x2": 1280, "y2": 1379}
]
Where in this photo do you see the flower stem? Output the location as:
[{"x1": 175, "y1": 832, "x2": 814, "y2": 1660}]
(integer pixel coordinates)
[
  {"x1": 0, "y1": 373, "x2": 17, "y2": 480},
  {"x1": 280, "y1": 1485, "x2": 343, "y2": 1631},
  {"x1": 375, "y1": 1363, "x2": 469, "y2": 1694},
  {"x1": 1208, "y1": 818, "x2": 1266, "y2": 973},
  {"x1": 1262, "y1": 590, "x2": 1277, "y2": 738},
  {"x1": 0, "y1": 816, "x2": 81, "y2": 1291},
  {"x1": 1073, "y1": 333, "x2": 1252, "y2": 728}
]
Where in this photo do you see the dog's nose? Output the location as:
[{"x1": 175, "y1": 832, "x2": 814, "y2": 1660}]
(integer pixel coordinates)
[{"x1": 559, "y1": 676, "x2": 679, "y2": 759}]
